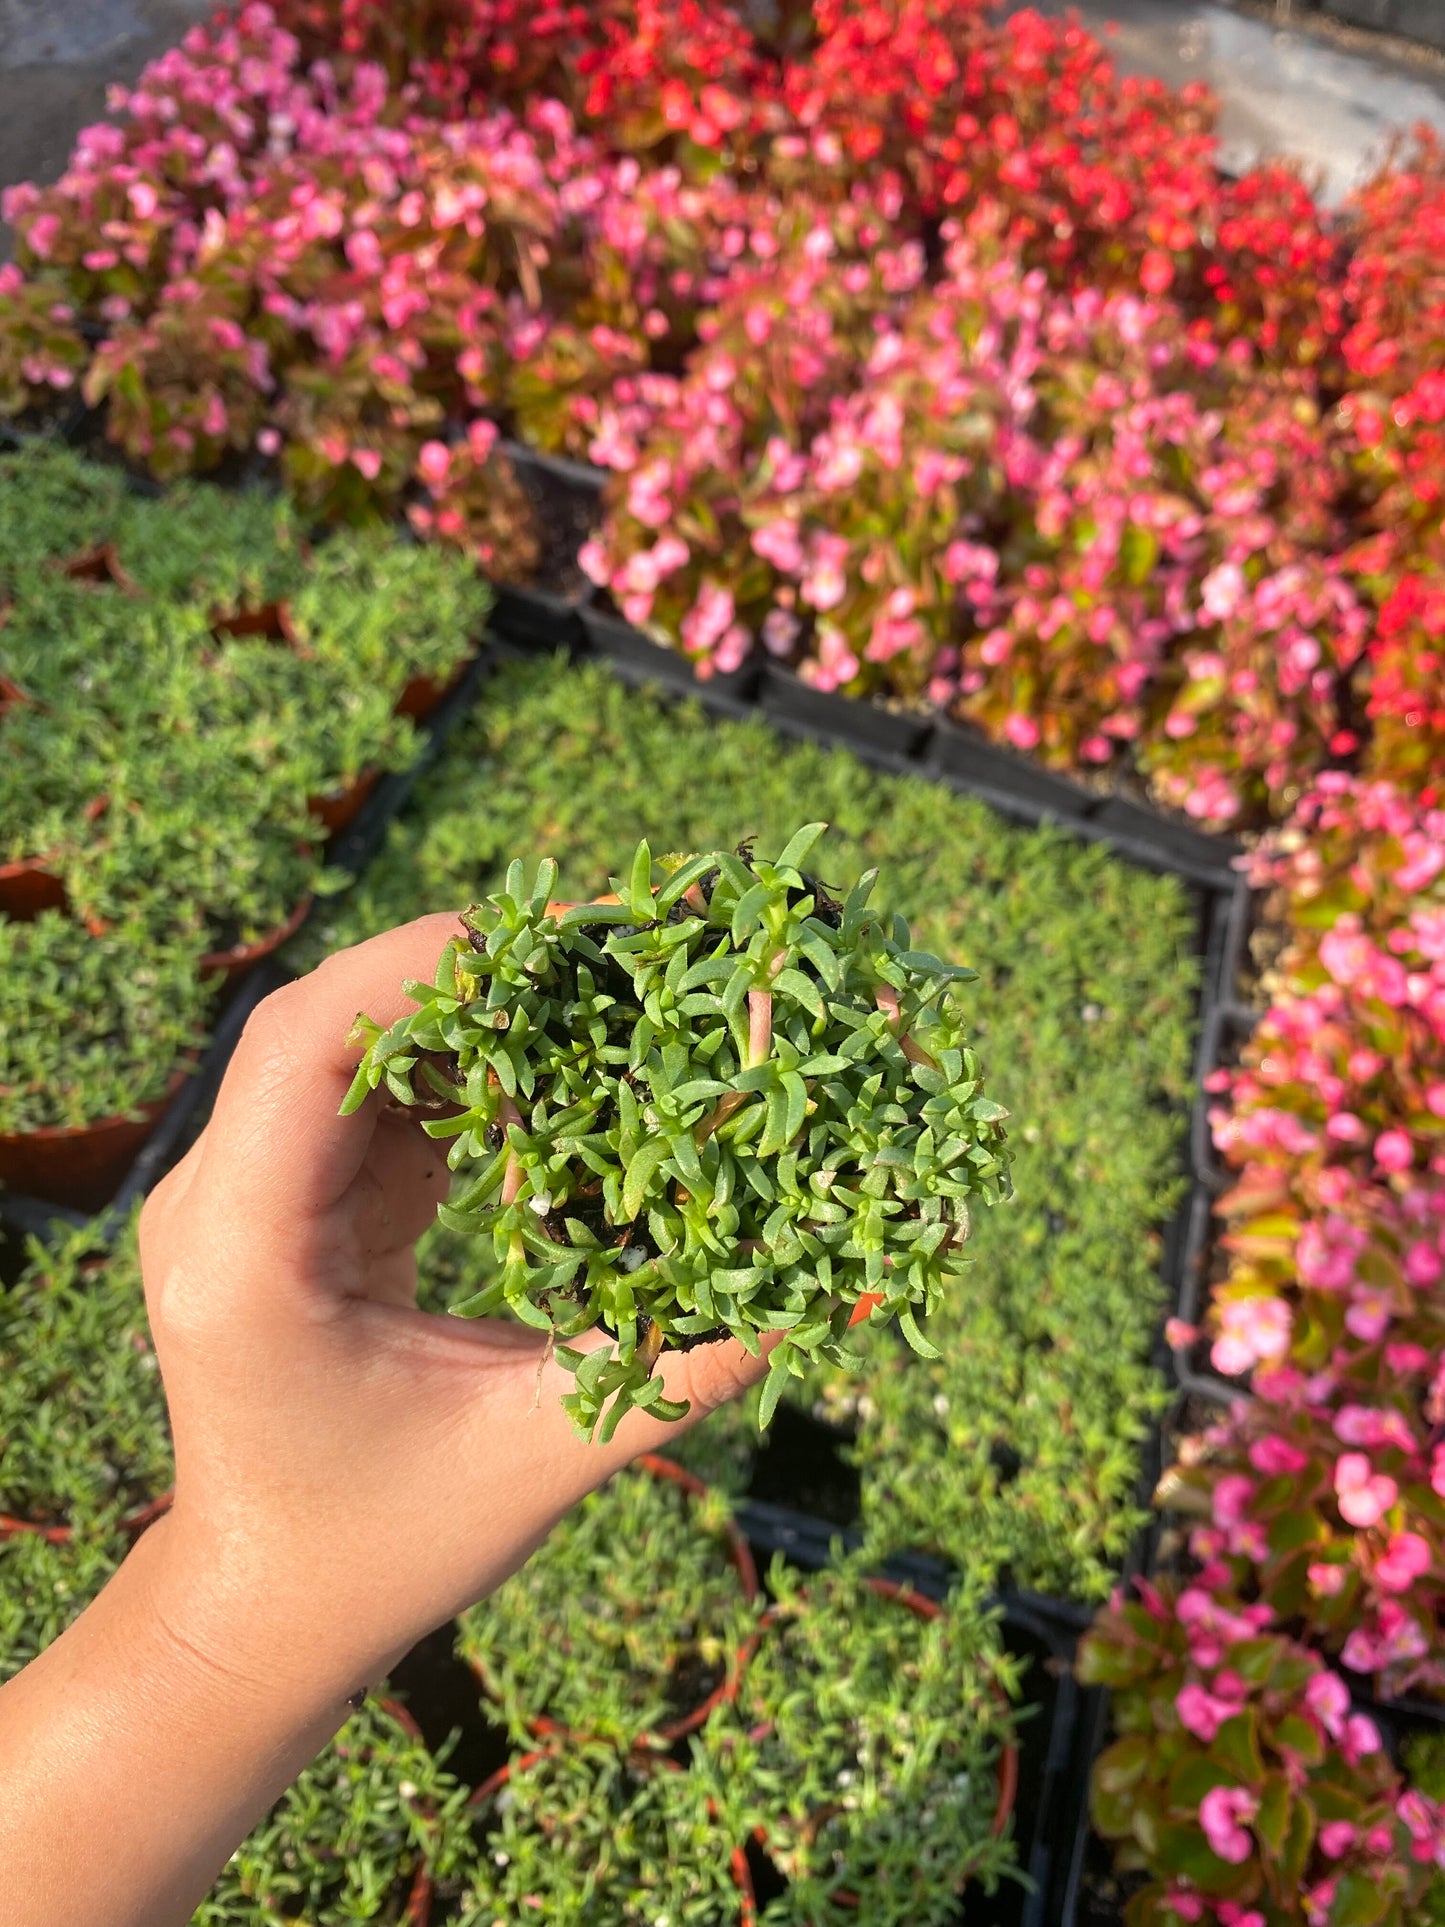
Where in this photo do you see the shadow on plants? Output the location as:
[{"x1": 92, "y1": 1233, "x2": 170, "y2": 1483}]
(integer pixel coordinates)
[
  {"x1": 388, "y1": 1623, "x2": 511, "y2": 1794},
  {"x1": 744, "y1": 1402, "x2": 861, "y2": 1531}
]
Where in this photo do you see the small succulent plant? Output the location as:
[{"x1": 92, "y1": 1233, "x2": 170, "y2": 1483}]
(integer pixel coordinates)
[{"x1": 342, "y1": 824, "x2": 1012, "y2": 1438}]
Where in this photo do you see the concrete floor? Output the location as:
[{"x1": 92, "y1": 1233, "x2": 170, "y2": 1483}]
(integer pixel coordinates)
[
  {"x1": 1011, "y1": 0, "x2": 1445, "y2": 203},
  {"x1": 0, "y1": 0, "x2": 212, "y2": 203},
  {"x1": 1, "y1": 0, "x2": 1444, "y2": 214}
]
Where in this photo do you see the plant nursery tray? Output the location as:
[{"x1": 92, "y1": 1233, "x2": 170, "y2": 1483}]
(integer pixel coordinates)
[{"x1": 0, "y1": 641, "x2": 500, "y2": 1244}]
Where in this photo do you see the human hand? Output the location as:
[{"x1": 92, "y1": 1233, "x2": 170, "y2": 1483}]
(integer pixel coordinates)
[
  {"x1": 0, "y1": 912, "x2": 773, "y2": 1927},
  {"x1": 138, "y1": 910, "x2": 773, "y2": 1700}
]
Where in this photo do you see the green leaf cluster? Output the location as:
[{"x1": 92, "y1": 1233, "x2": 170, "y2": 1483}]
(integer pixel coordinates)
[
  {"x1": 459, "y1": 1742, "x2": 745, "y2": 1927},
  {"x1": 0, "y1": 1212, "x2": 173, "y2": 1523},
  {"x1": 714, "y1": 1558, "x2": 1022, "y2": 1925},
  {"x1": 311, "y1": 654, "x2": 1194, "y2": 1590},
  {"x1": 0, "y1": 441, "x2": 490, "y2": 1134},
  {"x1": 193, "y1": 1696, "x2": 476, "y2": 1927},
  {"x1": 343, "y1": 822, "x2": 1012, "y2": 1438},
  {"x1": 455, "y1": 1462, "x2": 756, "y2": 1748}
]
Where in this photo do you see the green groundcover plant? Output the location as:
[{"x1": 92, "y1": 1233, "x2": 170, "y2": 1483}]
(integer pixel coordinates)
[
  {"x1": 302, "y1": 654, "x2": 1194, "y2": 1594},
  {"x1": 0, "y1": 1527, "x2": 128, "y2": 1685},
  {"x1": 460, "y1": 1741, "x2": 746, "y2": 1927},
  {"x1": 0, "y1": 912, "x2": 209, "y2": 1135},
  {"x1": 455, "y1": 1459, "x2": 756, "y2": 1748},
  {"x1": 0, "y1": 1215, "x2": 172, "y2": 1525},
  {"x1": 342, "y1": 820, "x2": 1014, "y2": 1439},
  {"x1": 719, "y1": 1558, "x2": 1021, "y2": 1926},
  {"x1": 194, "y1": 1696, "x2": 476, "y2": 1927},
  {"x1": 0, "y1": 441, "x2": 494, "y2": 1155}
]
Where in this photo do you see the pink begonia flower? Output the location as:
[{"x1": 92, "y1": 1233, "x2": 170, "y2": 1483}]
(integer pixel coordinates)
[
  {"x1": 1176, "y1": 1683, "x2": 1241, "y2": 1742},
  {"x1": 1345, "y1": 1283, "x2": 1394, "y2": 1343},
  {"x1": 1397, "y1": 1788, "x2": 1445, "y2": 1864},
  {"x1": 1428, "y1": 1082, "x2": 1445, "y2": 1120},
  {"x1": 1003, "y1": 714, "x2": 1040, "y2": 751},
  {"x1": 1165, "y1": 1318, "x2": 1199, "y2": 1350},
  {"x1": 1212, "y1": 1475, "x2": 1255, "y2": 1529},
  {"x1": 1211, "y1": 1295, "x2": 1291, "y2": 1376},
  {"x1": 800, "y1": 534, "x2": 850, "y2": 613},
  {"x1": 1304, "y1": 1669, "x2": 1350, "y2": 1738},
  {"x1": 1406, "y1": 1240, "x2": 1443, "y2": 1286},
  {"x1": 1376, "y1": 1129, "x2": 1415, "y2": 1173},
  {"x1": 1163, "y1": 1892, "x2": 1203, "y2": 1923},
  {"x1": 1309, "y1": 1559, "x2": 1348, "y2": 1597},
  {"x1": 1248, "y1": 1434, "x2": 1308, "y2": 1477},
  {"x1": 1217, "y1": 1910, "x2": 1264, "y2": 1927},
  {"x1": 1388, "y1": 1342, "x2": 1432, "y2": 1375},
  {"x1": 1199, "y1": 1786, "x2": 1257, "y2": 1864},
  {"x1": 128, "y1": 179, "x2": 159, "y2": 220},
  {"x1": 1344, "y1": 1713, "x2": 1383, "y2": 1761},
  {"x1": 1335, "y1": 1453, "x2": 1398, "y2": 1528},
  {"x1": 466, "y1": 418, "x2": 498, "y2": 465},
  {"x1": 1374, "y1": 1531, "x2": 1432, "y2": 1594},
  {"x1": 761, "y1": 608, "x2": 799, "y2": 656},
  {"x1": 257, "y1": 427, "x2": 281, "y2": 457},
  {"x1": 1303, "y1": 1879, "x2": 1338, "y2": 1927},
  {"x1": 680, "y1": 581, "x2": 736, "y2": 659},
  {"x1": 352, "y1": 448, "x2": 382, "y2": 481},
  {"x1": 416, "y1": 441, "x2": 451, "y2": 489},
  {"x1": 1200, "y1": 561, "x2": 1246, "y2": 622},
  {"x1": 1432, "y1": 1443, "x2": 1445, "y2": 1500},
  {"x1": 1319, "y1": 1821, "x2": 1356, "y2": 1859},
  {"x1": 578, "y1": 540, "x2": 611, "y2": 587},
  {"x1": 1343, "y1": 1604, "x2": 1428, "y2": 1676},
  {"x1": 751, "y1": 519, "x2": 804, "y2": 574},
  {"x1": 1334, "y1": 1405, "x2": 1415, "y2": 1453}
]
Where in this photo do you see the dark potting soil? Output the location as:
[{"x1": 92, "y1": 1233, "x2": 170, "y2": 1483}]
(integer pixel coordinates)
[
  {"x1": 666, "y1": 1645, "x2": 726, "y2": 1723},
  {"x1": 389, "y1": 1620, "x2": 511, "y2": 1792},
  {"x1": 745, "y1": 1402, "x2": 861, "y2": 1530},
  {"x1": 1071, "y1": 1828, "x2": 1147, "y2": 1927}
]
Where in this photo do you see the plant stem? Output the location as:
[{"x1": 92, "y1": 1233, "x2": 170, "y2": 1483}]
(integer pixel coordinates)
[
  {"x1": 695, "y1": 986, "x2": 775, "y2": 1145},
  {"x1": 875, "y1": 984, "x2": 937, "y2": 1070},
  {"x1": 496, "y1": 1090, "x2": 525, "y2": 1205}
]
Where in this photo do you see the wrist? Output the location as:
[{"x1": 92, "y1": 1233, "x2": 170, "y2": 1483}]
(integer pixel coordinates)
[{"x1": 126, "y1": 1508, "x2": 367, "y2": 1722}]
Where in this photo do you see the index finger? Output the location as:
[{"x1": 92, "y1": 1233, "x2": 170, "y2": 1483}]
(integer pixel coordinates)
[{"x1": 197, "y1": 912, "x2": 465, "y2": 1219}]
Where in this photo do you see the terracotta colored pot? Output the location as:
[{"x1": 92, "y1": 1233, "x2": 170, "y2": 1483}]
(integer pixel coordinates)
[
  {"x1": 375, "y1": 1698, "x2": 434, "y2": 1927},
  {"x1": 751, "y1": 1576, "x2": 1020, "y2": 1908},
  {"x1": 309, "y1": 767, "x2": 380, "y2": 837},
  {"x1": 0, "y1": 795, "x2": 110, "y2": 924},
  {"x1": 211, "y1": 600, "x2": 303, "y2": 649},
  {"x1": 0, "y1": 1063, "x2": 190, "y2": 1211},
  {"x1": 395, "y1": 656, "x2": 471, "y2": 723},
  {"x1": 468, "y1": 1746, "x2": 756, "y2": 1924},
  {"x1": 466, "y1": 1453, "x2": 760, "y2": 1751},
  {"x1": 199, "y1": 892, "x2": 314, "y2": 984},
  {"x1": 60, "y1": 543, "x2": 139, "y2": 593},
  {"x1": 0, "y1": 857, "x2": 69, "y2": 921},
  {"x1": 0, "y1": 1487, "x2": 174, "y2": 1546}
]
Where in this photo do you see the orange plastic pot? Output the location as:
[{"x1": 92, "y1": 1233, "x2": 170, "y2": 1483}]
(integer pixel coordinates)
[
  {"x1": 0, "y1": 671, "x2": 30, "y2": 717},
  {"x1": 0, "y1": 857, "x2": 68, "y2": 921},
  {"x1": 308, "y1": 768, "x2": 379, "y2": 838},
  {"x1": 751, "y1": 1577, "x2": 1020, "y2": 1909},
  {"x1": 468, "y1": 1746, "x2": 757, "y2": 1925},
  {"x1": 0, "y1": 1487, "x2": 174, "y2": 1546},
  {"x1": 211, "y1": 600, "x2": 303, "y2": 649},
  {"x1": 0, "y1": 795, "x2": 109, "y2": 925},
  {"x1": 0, "y1": 1063, "x2": 190, "y2": 1211},
  {"x1": 395, "y1": 657, "x2": 471, "y2": 723},
  {"x1": 199, "y1": 893, "x2": 314, "y2": 984},
  {"x1": 466, "y1": 1453, "x2": 760, "y2": 1751}
]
